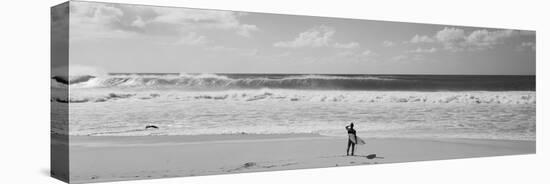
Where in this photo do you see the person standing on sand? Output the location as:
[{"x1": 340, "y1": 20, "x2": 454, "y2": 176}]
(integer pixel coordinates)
[{"x1": 346, "y1": 122, "x2": 357, "y2": 156}]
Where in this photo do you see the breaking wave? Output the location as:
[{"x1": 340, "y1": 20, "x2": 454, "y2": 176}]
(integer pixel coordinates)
[{"x1": 66, "y1": 73, "x2": 535, "y2": 91}]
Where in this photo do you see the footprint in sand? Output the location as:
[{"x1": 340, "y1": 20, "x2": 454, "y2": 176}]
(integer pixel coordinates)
[
  {"x1": 226, "y1": 161, "x2": 298, "y2": 172},
  {"x1": 226, "y1": 162, "x2": 258, "y2": 172}
]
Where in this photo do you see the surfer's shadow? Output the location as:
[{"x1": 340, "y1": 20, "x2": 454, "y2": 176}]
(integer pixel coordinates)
[
  {"x1": 322, "y1": 154, "x2": 383, "y2": 159},
  {"x1": 352, "y1": 154, "x2": 384, "y2": 159},
  {"x1": 337, "y1": 154, "x2": 384, "y2": 165}
]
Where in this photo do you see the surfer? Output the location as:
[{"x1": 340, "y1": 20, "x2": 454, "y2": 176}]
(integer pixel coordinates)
[{"x1": 346, "y1": 122, "x2": 357, "y2": 156}]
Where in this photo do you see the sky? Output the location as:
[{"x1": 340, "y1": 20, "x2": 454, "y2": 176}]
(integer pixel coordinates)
[{"x1": 63, "y1": 1, "x2": 536, "y2": 75}]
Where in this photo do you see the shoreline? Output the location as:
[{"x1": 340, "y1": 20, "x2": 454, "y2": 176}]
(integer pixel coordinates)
[
  {"x1": 66, "y1": 134, "x2": 535, "y2": 183},
  {"x1": 67, "y1": 133, "x2": 536, "y2": 145}
]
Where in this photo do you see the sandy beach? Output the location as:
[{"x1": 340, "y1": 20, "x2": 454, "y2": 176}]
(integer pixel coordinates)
[{"x1": 66, "y1": 134, "x2": 535, "y2": 183}]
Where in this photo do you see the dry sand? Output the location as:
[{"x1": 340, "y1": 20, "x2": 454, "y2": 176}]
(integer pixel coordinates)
[{"x1": 65, "y1": 134, "x2": 535, "y2": 183}]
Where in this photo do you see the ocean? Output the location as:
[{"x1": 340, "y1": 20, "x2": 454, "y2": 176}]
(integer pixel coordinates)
[{"x1": 53, "y1": 73, "x2": 536, "y2": 140}]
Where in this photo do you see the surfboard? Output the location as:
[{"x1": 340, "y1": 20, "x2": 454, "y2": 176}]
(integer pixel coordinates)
[
  {"x1": 356, "y1": 136, "x2": 366, "y2": 145},
  {"x1": 348, "y1": 134, "x2": 365, "y2": 145},
  {"x1": 348, "y1": 133, "x2": 357, "y2": 144}
]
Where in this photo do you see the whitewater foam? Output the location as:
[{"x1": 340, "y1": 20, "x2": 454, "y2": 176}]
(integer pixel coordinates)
[
  {"x1": 68, "y1": 89, "x2": 536, "y2": 105},
  {"x1": 67, "y1": 91, "x2": 536, "y2": 140}
]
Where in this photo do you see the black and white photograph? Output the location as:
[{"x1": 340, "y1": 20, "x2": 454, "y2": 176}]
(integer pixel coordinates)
[{"x1": 48, "y1": 0, "x2": 536, "y2": 183}]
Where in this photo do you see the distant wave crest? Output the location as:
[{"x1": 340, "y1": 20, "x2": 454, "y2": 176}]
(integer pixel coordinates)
[{"x1": 66, "y1": 73, "x2": 535, "y2": 91}]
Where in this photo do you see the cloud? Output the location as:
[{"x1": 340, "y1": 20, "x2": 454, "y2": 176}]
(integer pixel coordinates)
[
  {"x1": 362, "y1": 49, "x2": 376, "y2": 56},
  {"x1": 517, "y1": 42, "x2": 536, "y2": 51},
  {"x1": 336, "y1": 51, "x2": 355, "y2": 57},
  {"x1": 382, "y1": 41, "x2": 395, "y2": 47},
  {"x1": 274, "y1": 26, "x2": 335, "y2": 48},
  {"x1": 274, "y1": 25, "x2": 360, "y2": 49},
  {"x1": 519, "y1": 30, "x2": 536, "y2": 36},
  {"x1": 391, "y1": 55, "x2": 408, "y2": 62},
  {"x1": 435, "y1": 27, "x2": 465, "y2": 43},
  {"x1": 69, "y1": 2, "x2": 135, "y2": 40},
  {"x1": 409, "y1": 27, "x2": 521, "y2": 51},
  {"x1": 334, "y1": 42, "x2": 360, "y2": 49},
  {"x1": 51, "y1": 3, "x2": 70, "y2": 47},
  {"x1": 334, "y1": 49, "x2": 377, "y2": 63},
  {"x1": 236, "y1": 25, "x2": 259, "y2": 37},
  {"x1": 206, "y1": 46, "x2": 259, "y2": 56},
  {"x1": 151, "y1": 7, "x2": 259, "y2": 37},
  {"x1": 407, "y1": 47, "x2": 437, "y2": 53},
  {"x1": 331, "y1": 48, "x2": 377, "y2": 64},
  {"x1": 130, "y1": 16, "x2": 146, "y2": 28},
  {"x1": 464, "y1": 29, "x2": 517, "y2": 49},
  {"x1": 69, "y1": 1, "x2": 259, "y2": 41},
  {"x1": 391, "y1": 54, "x2": 426, "y2": 63},
  {"x1": 410, "y1": 35, "x2": 435, "y2": 43},
  {"x1": 174, "y1": 32, "x2": 207, "y2": 45}
]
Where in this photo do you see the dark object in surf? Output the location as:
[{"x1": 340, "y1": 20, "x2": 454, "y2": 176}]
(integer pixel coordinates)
[{"x1": 145, "y1": 125, "x2": 159, "y2": 129}]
